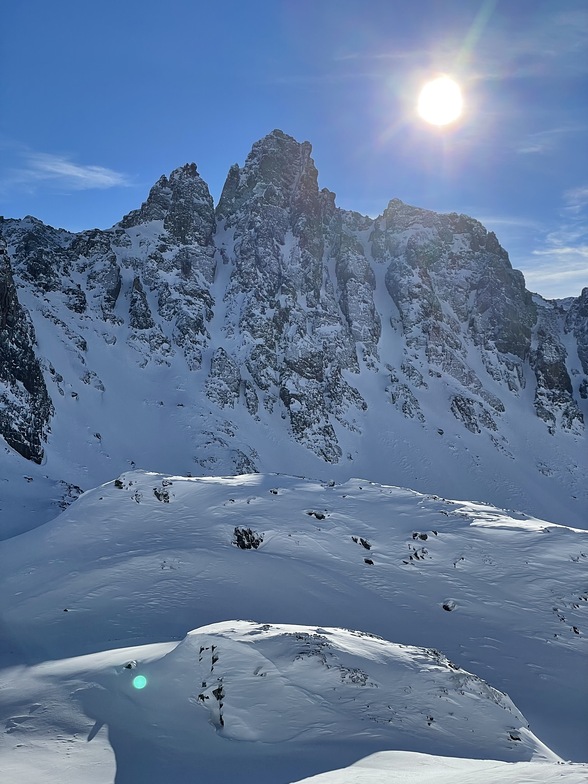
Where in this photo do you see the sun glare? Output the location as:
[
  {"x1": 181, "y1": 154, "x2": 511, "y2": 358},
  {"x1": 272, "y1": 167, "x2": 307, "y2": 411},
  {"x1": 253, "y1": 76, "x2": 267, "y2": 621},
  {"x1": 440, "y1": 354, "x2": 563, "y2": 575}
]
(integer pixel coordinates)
[{"x1": 417, "y1": 76, "x2": 463, "y2": 126}]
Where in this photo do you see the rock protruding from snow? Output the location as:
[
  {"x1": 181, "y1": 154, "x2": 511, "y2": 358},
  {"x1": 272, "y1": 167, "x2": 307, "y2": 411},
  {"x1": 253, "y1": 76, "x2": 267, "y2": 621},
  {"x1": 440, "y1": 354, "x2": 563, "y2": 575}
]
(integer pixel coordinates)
[
  {"x1": 125, "y1": 620, "x2": 544, "y2": 761},
  {"x1": 120, "y1": 163, "x2": 215, "y2": 246},
  {"x1": 0, "y1": 238, "x2": 52, "y2": 462},
  {"x1": 214, "y1": 129, "x2": 366, "y2": 461},
  {"x1": 566, "y1": 287, "x2": 588, "y2": 378}
]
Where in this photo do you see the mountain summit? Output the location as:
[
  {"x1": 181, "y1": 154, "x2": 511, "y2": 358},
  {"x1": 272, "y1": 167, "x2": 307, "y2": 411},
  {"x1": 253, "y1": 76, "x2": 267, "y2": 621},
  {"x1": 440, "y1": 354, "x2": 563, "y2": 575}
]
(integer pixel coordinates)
[{"x1": 0, "y1": 131, "x2": 586, "y2": 527}]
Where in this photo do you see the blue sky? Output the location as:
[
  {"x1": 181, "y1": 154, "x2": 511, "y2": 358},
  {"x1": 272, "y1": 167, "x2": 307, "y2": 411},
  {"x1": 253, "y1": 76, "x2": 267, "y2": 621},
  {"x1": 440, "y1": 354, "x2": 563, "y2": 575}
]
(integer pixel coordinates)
[{"x1": 1, "y1": 0, "x2": 587, "y2": 298}]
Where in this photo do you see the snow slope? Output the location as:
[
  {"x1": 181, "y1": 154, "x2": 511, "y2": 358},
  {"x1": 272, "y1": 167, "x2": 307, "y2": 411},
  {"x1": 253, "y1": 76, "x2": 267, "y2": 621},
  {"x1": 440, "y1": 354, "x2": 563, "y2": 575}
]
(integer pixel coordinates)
[
  {"x1": 2, "y1": 621, "x2": 570, "y2": 784},
  {"x1": 293, "y1": 751, "x2": 588, "y2": 784},
  {"x1": 1, "y1": 470, "x2": 586, "y2": 782}
]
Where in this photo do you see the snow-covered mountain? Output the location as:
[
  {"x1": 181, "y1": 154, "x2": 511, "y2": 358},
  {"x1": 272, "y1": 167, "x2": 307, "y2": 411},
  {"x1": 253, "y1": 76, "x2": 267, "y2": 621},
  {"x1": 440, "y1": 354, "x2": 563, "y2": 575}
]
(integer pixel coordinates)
[
  {"x1": 1, "y1": 130, "x2": 587, "y2": 782},
  {"x1": 1, "y1": 471, "x2": 587, "y2": 782},
  {"x1": 0, "y1": 129, "x2": 586, "y2": 529}
]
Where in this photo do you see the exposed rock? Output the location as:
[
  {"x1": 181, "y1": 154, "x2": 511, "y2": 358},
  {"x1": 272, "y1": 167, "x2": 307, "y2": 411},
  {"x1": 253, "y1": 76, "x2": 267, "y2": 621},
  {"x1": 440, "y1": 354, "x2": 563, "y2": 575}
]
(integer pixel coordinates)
[
  {"x1": 206, "y1": 348, "x2": 241, "y2": 408},
  {"x1": 566, "y1": 287, "x2": 588, "y2": 375},
  {"x1": 0, "y1": 239, "x2": 52, "y2": 461},
  {"x1": 129, "y1": 276, "x2": 155, "y2": 330},
  {"x1": 531, "y1": 308, "x2": 583, "y2": 434},
  {"x1": 233, "y1": 526, "x2": 263, "y2": 550},
  {"x1": 0, "y1": 131, "x2": 585, "y2": 492},
  {"x1": 450, "y1": 395, "x2": 497, "y2": 434},
  {"x1": 387, "y1": 377, "x2": 425, "y2": 422},
  {"x1": 121, "y1": 163, "x2": 215, "y2": 246}
]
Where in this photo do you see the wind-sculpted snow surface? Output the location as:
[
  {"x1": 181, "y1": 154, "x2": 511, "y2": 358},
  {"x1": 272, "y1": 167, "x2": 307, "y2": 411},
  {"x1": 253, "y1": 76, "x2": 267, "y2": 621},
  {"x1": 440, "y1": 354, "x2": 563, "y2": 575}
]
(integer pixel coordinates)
[
  {"x1": 0, "y1": 619, "x2": 569, "y2": 784},
  {"x1": 0, "y1": 130, "x2": 586, "y2": 527},
  {"x1": 180, "y1": 621, "x2": 532, "y2": 753},
  {"x1": 292, "y1": 751, "x2": 588, "y2": 784},
  {"x1": 1, "y1": 471, "x2": 586, "y2": 770}
]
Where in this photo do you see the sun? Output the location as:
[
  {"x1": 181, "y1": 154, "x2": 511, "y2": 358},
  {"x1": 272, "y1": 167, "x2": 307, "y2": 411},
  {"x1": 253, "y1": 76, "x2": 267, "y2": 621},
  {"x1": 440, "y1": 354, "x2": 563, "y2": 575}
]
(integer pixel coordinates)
[{"x1": 417, "y1": 76, "x2": 463, "y2": 126}]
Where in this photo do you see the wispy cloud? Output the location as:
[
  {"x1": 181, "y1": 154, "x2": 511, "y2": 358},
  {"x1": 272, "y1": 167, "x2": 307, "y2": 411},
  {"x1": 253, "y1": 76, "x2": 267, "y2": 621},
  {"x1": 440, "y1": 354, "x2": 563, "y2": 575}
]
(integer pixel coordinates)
[
  {"x1": 563, "y1": 185, "x2": 588, "y2": 214},
  {"x1": 475, "y1": 215, "x2": 542, "y2": 231},
  {"x1": 517, "y1": 128, "x2": 570, "y2": 155},
  {"x1": 476, "y1": 7, "x2": 588, "y2": 80},
  {"x1": 521, "y1": 250, "x2": 588, "y2": 299},
  {"x1": 515, "y1": 126, "x2": 588, "y2": 156},
  {"x1": 23, "y1": 152, "x2": 131, "y2": 189},
  {"x1": 0, "y1": 147, "x2": 132, "y2": 195},
  {"x1": 532, "y1": 246, "x2": 588, "y2": 260},
  {"x1": 520, "y1": 184, "x2": 588, "y2": 298},
  {"x1": 334, "y1": 50, "x2": 427, "y2": 64}
]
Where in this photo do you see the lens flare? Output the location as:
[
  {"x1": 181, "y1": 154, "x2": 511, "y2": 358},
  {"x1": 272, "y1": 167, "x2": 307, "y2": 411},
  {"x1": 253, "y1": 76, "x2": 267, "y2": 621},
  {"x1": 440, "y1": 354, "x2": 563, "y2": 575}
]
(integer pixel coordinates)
[
  {"x1": 132, "y1": 675, "x2": 147, "y2": 689},
  {"x1": 417, "y1": 76, "x2": 463, "y2": 126}
]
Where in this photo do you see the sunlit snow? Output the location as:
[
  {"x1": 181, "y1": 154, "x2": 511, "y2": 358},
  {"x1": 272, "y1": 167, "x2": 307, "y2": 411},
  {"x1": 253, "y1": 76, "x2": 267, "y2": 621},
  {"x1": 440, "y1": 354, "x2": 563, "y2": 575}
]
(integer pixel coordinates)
[{"x1": 1, "y1": 471, "x2": 586, "y2": 782}]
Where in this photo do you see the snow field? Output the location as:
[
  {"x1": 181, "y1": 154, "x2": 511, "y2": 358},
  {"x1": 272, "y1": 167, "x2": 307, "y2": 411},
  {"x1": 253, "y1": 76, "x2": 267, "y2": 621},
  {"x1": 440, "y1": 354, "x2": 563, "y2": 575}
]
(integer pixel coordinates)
[{"x1": 1, "y1": 470, "x2": 586, "y2": 775}]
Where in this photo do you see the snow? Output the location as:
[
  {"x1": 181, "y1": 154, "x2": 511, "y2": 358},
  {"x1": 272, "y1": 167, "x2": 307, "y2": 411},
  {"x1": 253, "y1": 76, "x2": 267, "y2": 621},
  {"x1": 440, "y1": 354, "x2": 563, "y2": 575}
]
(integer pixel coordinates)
[
  {"x1": 292, "y1": 751, "x2": 588, "y2": 784},
  {"x1": 0, "y1": 620, "x2": 574, "y2": 784},
  {"x1": 1, "y1": 140, "x2": 587, "y2": 782},
  {"x1": 1, "y1": 471, "x2": 586, "y2": 782},
  {"x1": 3, "y1": 201, "x2": 587, "y2": 529}
]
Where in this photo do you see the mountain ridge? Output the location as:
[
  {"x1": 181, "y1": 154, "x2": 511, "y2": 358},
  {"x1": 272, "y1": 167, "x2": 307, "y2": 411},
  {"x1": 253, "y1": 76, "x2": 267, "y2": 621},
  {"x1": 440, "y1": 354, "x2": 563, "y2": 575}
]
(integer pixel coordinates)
[{"x1": 0, "y1": 129, "x2": 586, "y2": 527}]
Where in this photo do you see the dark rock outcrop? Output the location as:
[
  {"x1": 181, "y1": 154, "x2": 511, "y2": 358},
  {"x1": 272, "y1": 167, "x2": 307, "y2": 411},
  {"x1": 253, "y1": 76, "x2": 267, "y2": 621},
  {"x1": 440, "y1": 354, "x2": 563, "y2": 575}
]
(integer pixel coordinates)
[{"x1": 0, "y1": 239, "x2": 52, "y2": 462}]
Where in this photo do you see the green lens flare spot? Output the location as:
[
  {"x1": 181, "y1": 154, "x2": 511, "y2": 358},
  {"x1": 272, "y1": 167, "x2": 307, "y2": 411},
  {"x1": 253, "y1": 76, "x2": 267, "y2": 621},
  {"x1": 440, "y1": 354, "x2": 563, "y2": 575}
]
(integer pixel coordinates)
[{"x1": 132, "y1": 675, "x2": 147, "y2": 690}]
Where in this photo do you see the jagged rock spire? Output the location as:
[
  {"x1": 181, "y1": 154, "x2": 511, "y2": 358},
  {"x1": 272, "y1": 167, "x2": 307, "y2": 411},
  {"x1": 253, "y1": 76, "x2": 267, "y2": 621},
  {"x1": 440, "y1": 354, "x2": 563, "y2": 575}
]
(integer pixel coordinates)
[
  {"x1": 216, "y1": 129, "x2": 318, "y2": 223},
  {"x1": 120, "y1": 162, "x2": 215, "y2": 245}
]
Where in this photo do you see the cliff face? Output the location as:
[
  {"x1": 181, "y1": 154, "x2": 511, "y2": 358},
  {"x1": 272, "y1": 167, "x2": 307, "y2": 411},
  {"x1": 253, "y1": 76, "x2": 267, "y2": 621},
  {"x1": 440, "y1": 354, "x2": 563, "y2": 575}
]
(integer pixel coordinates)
[
  {"x1": 1, "y1": 130, "x2": 586, "y2": 525},
  {"x1": 0, "y1": 238, "x2": 52, "y2": 462}
]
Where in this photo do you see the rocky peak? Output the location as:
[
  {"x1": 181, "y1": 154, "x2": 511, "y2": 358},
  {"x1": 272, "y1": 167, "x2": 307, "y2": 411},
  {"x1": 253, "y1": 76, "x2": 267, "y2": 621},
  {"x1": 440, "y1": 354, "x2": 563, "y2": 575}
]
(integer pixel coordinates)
[
  {"x1": 216, "y1": 130, "x2": 325, "y2": 306},
  {"x1": 216, "y1": 129, "x2": 318, "y2": 225},
  {"x1": 0, "y1": 217, "x2": 73, "y2": 291},
  {"x1": 120, "y1": 162, "x2": 215, "y2": 245},
  {"x1": 211, "y1": 130, "x2": 364, "y2": 461},
  {"x1": 376, "y1": 199, "x2": 536, "y2": 391}
]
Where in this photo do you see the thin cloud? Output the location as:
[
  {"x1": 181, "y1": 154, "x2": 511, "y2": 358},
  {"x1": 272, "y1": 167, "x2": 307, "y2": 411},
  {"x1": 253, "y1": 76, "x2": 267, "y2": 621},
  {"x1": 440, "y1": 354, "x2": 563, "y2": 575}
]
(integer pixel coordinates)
[
  {"x1": 466, "y1": 7, "x2": 588, "y2": 82},
  {"x1": 564, "y1": 185, "x2": 588, "y2": 215},
  {"x1": 522, "y1": 184, "x2": 588, "y2": 298},
  {"x1": 475, "y1": 215, "x2": 541, "y2": 231},
  {"x1": 521, "y1": 252, "x2": 588, "y2": 299},
  {"x1": 516, "y1": 127, "x2": 587, "y2": 156},
  {"x1": 517, "y1": 142, "x2": 551, "y2": 155},
  {"x1": 516, "y1": 132, "x2": 559, "y2": 156},
  {"x1": 24, "y1": 153, "x2": 131, "y2": 189},
  {"x1": 1, "y1": 149, "x2": 132, "y2": 195},
  {"x1": 532, "y1": 246, "x2": 588, "y2": 259},
  {"x1": 334, "y1": 50, "x2": 427, "y2": 63}
]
